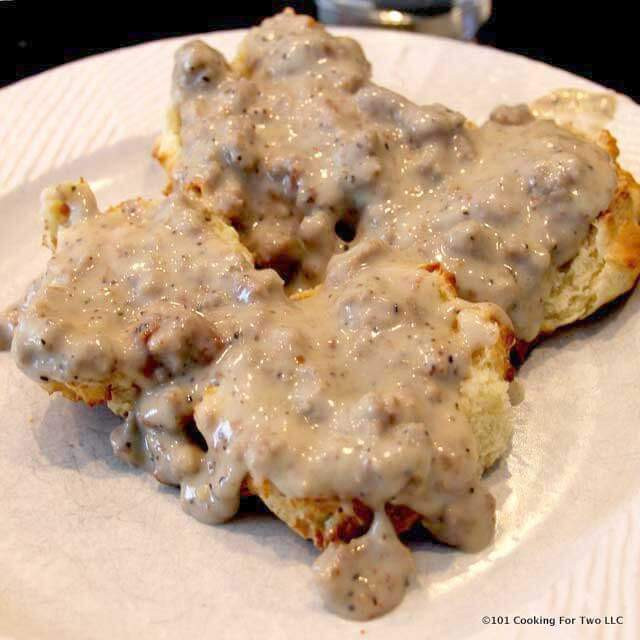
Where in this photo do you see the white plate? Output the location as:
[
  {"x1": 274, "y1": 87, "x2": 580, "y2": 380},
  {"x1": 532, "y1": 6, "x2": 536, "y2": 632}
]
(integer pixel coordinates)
[{"x1": 1, "y1": 28, "x2": 639, "y2": 640}]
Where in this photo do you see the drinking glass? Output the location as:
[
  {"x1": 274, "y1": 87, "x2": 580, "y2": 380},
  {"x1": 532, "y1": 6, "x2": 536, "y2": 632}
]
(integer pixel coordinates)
[{"x1": 315, "y1": 0, "x2": 492, "y2": 40}]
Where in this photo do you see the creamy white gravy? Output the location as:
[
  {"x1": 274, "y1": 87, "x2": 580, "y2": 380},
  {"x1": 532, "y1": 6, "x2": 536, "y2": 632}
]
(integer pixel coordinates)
[
  {"x1": 171, "y1": 11, "x2": 616, "y2": 341},
  {"x1": 178, "y1": 241, "x2": 500, "y2": 546},
  {"x1": 3, "y1": 10, "x2": 621, "y2": 621},
  {"x1": 11, "y1": 184, "x2": 278, "y2": 389},
  {"x1": 7, "y1": 180, "x2": 507, "y2": 619}
]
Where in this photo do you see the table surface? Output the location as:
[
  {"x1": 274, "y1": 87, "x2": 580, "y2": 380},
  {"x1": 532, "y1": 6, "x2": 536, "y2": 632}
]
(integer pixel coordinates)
[{"x1": 1, "y1": 1, "x2": 637, "y2": 103}]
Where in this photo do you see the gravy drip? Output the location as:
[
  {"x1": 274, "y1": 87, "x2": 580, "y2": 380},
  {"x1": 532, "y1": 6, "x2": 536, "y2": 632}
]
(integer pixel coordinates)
[
  {"x1": 0, "y1": 304, "x2": 19, "y2": 351},
  {"x1": 313, "y1": 511, "x2": 415, "y2": 620}
]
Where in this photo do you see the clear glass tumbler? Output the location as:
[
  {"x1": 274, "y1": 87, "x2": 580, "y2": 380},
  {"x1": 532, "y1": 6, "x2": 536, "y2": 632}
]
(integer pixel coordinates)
[{"x1": 315, "y1": 0, "x2": 492, "y2": 40}]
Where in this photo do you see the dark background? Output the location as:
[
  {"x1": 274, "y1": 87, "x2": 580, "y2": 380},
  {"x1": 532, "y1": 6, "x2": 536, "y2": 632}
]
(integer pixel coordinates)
[{"x1": 0, "y1": 1, "x2": 635, "y2": 101}]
